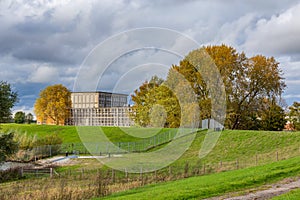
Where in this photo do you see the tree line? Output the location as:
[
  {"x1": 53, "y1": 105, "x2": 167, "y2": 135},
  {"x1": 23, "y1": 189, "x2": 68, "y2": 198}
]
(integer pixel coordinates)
[{"x1": 130, "y1": 44, "x2": 291, "y2": 131}]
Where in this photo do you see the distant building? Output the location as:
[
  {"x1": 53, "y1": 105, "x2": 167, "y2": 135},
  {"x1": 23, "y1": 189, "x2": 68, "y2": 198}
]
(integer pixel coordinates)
[{"x1": 68, "y1": 91, "x2": 132, "y2": 126}]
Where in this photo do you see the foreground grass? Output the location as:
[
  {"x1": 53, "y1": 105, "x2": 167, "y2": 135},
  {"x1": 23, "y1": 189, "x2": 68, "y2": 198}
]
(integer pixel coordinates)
[
  {"x1": 2, "y1": 156, "x2": 300, "y2": 200},
  {"x1": 99, "y1": 156, "x2": 300, "y2": 200},
  {"x1": 2, "y1": 125, "x2": 300, "y2": 199},
  {"x1": 272, "y1": 188, "x2": 300, "y2": 200}
]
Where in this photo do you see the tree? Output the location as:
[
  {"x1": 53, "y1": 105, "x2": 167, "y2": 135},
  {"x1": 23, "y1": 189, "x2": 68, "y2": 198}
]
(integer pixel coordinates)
[
  {"x1": 260, "y1": 99, "x2": 286, "y2": 131},
  {"x1": 0, "y1": 81, "x2": 18, "y2": 123},
  {"x1": 25, "y1": 113, "x2": 34, "y2": 124},
  {"x1": 130, "y1": 45, "x2": 286, "y2": 130},
  {"x1": 130, "y1": 76, "x2": 181, "y2": 128},
  {"x1": 34, "y1": 84, "x2": 71, "y2": 125},
  {"x1": 173, "y1": 45, "x2": 285, "y2": 129},
  {"x1": 289, "y1": 102, "x2": 300, "y2": 130},
  {"x1": 14, "y1": 111, "x2": 25, "y2": 124},
  {"x1": 0, "y1": 133, "x2": 18, "y2": 162},
  {"x1": 130, "y1": 76, "x2": 163, "y2": 127}
]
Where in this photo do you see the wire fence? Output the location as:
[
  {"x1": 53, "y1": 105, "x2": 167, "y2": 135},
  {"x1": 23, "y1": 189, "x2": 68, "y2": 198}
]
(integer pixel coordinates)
[
  {"x1": 13, "y1": 129, "x2": 198, "y2": 161},
  {"x1": 3, "y1": 146, "x2": 300, "y2": 200}
]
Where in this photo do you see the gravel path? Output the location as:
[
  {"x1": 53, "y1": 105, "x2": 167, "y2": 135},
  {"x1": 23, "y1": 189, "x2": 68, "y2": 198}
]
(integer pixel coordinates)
[{"x1": 206, "y1": 177, "x2": 300, "y2": 200}]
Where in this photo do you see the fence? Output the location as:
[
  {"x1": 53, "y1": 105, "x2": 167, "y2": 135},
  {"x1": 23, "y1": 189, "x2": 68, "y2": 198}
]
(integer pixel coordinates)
[
  {"x1": 60, "y1": 128, "x2": 183, "y2": 155},
  {"x1": 15, "y1": 128, "x2": 200, "y2": 161},
  {"x1": 3, "y1": 147, "x2": 300, "y2": 200},
  {"x1": 20, "y1": 167, "x2": 58, "y2": 178},
  {"x1": 14, "y1": 118, "x2": 223, "y2": 161}
]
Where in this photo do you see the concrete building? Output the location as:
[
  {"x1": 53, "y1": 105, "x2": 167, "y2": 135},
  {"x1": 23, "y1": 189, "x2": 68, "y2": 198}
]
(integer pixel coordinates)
[{"x1": 69, "y1": 92, "x2": 132, "y2": 126}]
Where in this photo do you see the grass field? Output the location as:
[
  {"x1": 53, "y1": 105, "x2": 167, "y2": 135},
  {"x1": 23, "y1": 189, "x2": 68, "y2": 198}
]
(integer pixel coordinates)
[
  {"x1": 166, "y1": 129, "x2": 300, "y2": 173},
  {"x1": 2, "y1": 155, "x2": 300, "y2": 200},
  {"x1": 2, "y1": 124, "x2": 300, "y2": 199},
  {"x1": 2, "y1": 124, "x2": 300, "y2": 168},
  {"x1": 95, "y1": 156, "x2": 300, "y2": 200},
  {"x1": 0, "y1": 124, "x2": 174, "y2": 143},
  {"x1": 272, "y1": 188, "x2": 300, "y2": 200}
]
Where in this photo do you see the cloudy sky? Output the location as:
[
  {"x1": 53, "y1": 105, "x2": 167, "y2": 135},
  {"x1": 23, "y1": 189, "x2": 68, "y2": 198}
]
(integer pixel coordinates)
[{"x1": 0, "y1": 0, "x2": 300, "y2": 116}]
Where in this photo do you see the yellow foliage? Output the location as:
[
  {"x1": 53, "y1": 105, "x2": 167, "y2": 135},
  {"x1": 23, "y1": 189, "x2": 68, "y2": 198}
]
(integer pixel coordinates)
[{"x1": 34, "y1": 84, "x2": 71, "y2": 125}]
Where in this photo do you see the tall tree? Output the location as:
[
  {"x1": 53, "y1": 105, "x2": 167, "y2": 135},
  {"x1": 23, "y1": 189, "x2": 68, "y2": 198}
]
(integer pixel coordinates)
[
  {"x1": 289, "y1": 101, "x2": 300, "y2": 130},
  {"x1": 34, "y1": 84, "x2": 71, "y2": 125},
  {"x1": 173, "y1": 45, "x2": 285, "y2": 129},
  {"x1": 130, "y1": 45, "x2": 286, "y2": 130},
  {"x1": 260, "y1": 99, "x2": 286, "y2": 131},
  {"x1": 14, "y1": 111, "x2": 25, "y2": 124},
  {"x1": 229, "y1": 55, "x2": 286, "y2": 129},
  {"x1": 130, "y1": 76, "x2": 181, "y2": 128},
  {"x1": 0, "y1": 81, "x2": 18, "y2": 123}
]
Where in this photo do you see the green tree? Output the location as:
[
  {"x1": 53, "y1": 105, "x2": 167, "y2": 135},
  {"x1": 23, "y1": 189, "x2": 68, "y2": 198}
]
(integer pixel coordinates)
[
  {"x1": 289, "y1": 102, "x2": 300, "y2": 130},
  {"x1": 0, "y1": 133, "x2": 18, "y2": 162},
  {"x1": 14, "y1": 111, "x2": 25, "y2": 124},
  {"x1": 260, "y1": 99, "x2": 286, "y2": 131},
  {"x1": 173, "y1": 45, "x2": 285, "y2": 129},
  {"x1": 25, "y1": 113, "x2": 34, "y2": 124},
  {"x1": 0, "y1": 81, "x2": 18, "y2": 123},
  {"x1": 130, "y1": 76, "x2": 164, "y2": 127},
  {"x1": 34, "y1": 84, "x2": 71, "y2": 125},
  {"x1": 149, "y1": 104, "x2": 167, "y2": 127},
  {"x1": 130, "y1": 45, "x2": 286, "y2": 130}
]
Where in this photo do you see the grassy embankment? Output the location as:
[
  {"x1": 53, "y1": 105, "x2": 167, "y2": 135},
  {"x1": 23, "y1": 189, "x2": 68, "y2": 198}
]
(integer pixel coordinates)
[
  {"x1": 1, "y1": 123, "x2": 174, "y2": 143},
  {"x1": 2, "y1": 124, "x2": 300, "y2": 170},
  {"x1": 272, "y1": 188, "x2": 300, "y2": 200},
  {"x1": 2, "y1": 124, "x2": 300, "y2": 199},
  {"x1": 98, "y1": 156, "x2": 300, "y2": 200}
]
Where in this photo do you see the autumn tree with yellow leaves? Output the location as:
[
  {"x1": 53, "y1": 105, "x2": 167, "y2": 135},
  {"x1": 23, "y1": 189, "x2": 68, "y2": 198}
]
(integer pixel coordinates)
[
  {"x1": 34, "y1": 84, "x2": 71, "y2": 125},
  {"x1": 130, "y1": 45, "x2": 286, "y2": 130}
]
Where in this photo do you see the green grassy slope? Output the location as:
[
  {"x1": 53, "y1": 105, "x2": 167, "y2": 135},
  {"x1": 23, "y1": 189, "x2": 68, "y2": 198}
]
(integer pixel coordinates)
[
  {"x1": 272, "y1": 188, "x2": 300, "y2": 200},
  {"x1": 170, "y1": 130, "x2": 300, "y2": 169},
  {"x1": 0, "y1": 124, "x2": 173, "y2": 144},
  {"x1": 100, "y1": 157, "x2": 300, "y2": 200},
  {"x1": 2, "y1": 124, "x2": 300, "y2": 165}
]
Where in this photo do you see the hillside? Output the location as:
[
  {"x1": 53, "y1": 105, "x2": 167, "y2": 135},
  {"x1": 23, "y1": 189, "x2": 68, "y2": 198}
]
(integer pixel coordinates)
[
  {"x1": 0, "y1": 124, "x2": 174, "y2": 143},
  {"x1": 2, "y1": 124, "x2": 300, "y2": 166},
  {"x1": 2, "y1": 124, "x2": 300, "y2": 199},
  {"x1": 100, "y1": 157, "x2": 300, "y2": 200}
]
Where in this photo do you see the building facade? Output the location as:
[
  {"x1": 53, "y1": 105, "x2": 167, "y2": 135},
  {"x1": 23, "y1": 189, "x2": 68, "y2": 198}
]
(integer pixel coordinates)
[{"x1": 69, "y1": 92, "x2": 132, "y2": 126}]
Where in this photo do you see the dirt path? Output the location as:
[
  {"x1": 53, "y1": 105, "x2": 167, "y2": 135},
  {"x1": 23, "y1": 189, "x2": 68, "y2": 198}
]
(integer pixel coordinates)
[{"x1": 206, "y1": 177, "x2": 300, "y2": 200}]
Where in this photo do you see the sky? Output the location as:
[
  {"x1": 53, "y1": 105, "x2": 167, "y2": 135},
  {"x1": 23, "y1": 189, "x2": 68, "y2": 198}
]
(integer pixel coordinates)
[{"x1": 0, "y1": 0, "x2": 300, "y2": 116}]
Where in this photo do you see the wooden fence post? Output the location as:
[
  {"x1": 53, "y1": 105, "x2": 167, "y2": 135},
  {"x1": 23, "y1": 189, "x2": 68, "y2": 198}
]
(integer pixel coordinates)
[
  {"x1": 140, "y1": 167, "x2": 143, "y2": 186},
  {"x1": 256, "y1": 154, "x2": 258, "y2": 166},
  {"x1": 81, "y1": 168, "x2": 84, "y2": 178},
  {"x1": 50, "y1": 168, "x2": 53, "y2": 178},
  {"x1": 20, "y1": 167, "x2": 23, "y2": 177},
  {"x1": 112, "y1": 169, "x2": 115, "y2": 183},
  {"x1": 125, "y1": 168, "x2": 128, "y2": 179}
]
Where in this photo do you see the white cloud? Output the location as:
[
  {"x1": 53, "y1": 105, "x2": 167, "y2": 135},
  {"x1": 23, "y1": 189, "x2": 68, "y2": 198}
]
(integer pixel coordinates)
[
  {"x1": 0, "y1": 0, "x2": 300, "y2": 109},
  {"x1": 243, "y1": 2, "x2": 300, "y2": 56},
  {"x1": 29, "y1": 65, "x2": 59, "y2": 83},
  {"x1": 12, "y1": 105, "x2": 36, "y2": 119}
]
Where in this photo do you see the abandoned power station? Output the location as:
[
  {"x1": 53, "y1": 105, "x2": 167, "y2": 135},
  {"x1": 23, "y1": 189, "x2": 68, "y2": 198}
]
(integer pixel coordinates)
[{"x1": 68, "y1": 91, "x2": 132, "y2": 127}]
